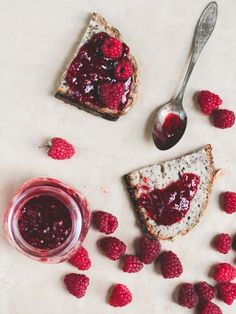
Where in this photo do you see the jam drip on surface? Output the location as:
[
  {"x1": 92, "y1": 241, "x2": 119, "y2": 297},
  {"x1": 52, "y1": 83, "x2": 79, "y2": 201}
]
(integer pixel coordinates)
[
  {"x1": 18, "y1": 195, "x2": 72, "y2": 250},
  {"x1": 65, "y1": 32, "x2": 132, "y2": 111},
  {"x1": 138, "y1": 173, "x2": 200, "y2": 226}
]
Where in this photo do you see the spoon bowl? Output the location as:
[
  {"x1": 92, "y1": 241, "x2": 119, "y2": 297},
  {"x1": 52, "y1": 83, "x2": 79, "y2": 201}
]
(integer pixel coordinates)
[{"x1": 152, "y1": 99, "x2": 187, "y2": 150}]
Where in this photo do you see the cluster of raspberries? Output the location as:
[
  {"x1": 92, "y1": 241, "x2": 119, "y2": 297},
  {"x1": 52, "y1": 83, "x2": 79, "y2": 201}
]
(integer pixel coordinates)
[
  {"x1": 64, "y1": 210, "x2": 183, "y2": 307},
  {"x1": 197, "y1": 90, "x2": 235, "y2": 129}
]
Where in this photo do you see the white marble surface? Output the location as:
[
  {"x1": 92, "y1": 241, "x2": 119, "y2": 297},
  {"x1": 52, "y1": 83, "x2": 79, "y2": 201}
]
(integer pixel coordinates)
[{"x1": 0, "y1": 0, "x2": 236, "y2": 313}]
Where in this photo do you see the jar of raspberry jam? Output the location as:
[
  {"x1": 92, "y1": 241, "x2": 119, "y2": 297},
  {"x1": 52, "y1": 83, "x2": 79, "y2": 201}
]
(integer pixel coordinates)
[{"x1": 3, "y1": 178, "x2": 90, "y2": 263}]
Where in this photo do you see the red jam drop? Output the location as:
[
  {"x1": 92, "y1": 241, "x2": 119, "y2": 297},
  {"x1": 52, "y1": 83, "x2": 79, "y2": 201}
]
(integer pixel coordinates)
[
  {"x1": 18, "y1": 195, "x2": 72, "y2": 250},
  {"x1": 138, "y1": 173, "x2": 200, "y2": 226},
  {"x1": 65, "y1": 32, "x2": 132, "y2": 111}
]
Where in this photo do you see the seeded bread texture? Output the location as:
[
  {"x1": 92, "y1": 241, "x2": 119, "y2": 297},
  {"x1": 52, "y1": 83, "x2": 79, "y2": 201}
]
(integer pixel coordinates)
[
  {"x1": 55, "y1": 13, "x2": 139, "y2": 121},
  {"x1": 124, "y1": 145, "x2": 216, "y2": 240}
]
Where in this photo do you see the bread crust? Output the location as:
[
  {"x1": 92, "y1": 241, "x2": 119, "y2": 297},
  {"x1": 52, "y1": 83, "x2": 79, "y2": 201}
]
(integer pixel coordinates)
[
  {"x1": 124, "y1": 144, "x2": 216, "y2": 240},
  {"x1": 55, "y1": 13, "x2": 139, "y2": 121}
]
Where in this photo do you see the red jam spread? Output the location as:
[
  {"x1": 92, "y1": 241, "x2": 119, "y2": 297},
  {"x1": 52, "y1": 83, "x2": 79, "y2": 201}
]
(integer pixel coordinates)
[
  {"x1": 153, "y1": 113, "x2": 187, "y2": 150},
  {"x1": 18, "y1": 195, "x2": 72, "y2": 250},
  {"x1": 65, "y1": 32, "x2": 132, "y2": 111},
  {"x1": 138, "y1": 173, "x2": 200, "y2": 226}
]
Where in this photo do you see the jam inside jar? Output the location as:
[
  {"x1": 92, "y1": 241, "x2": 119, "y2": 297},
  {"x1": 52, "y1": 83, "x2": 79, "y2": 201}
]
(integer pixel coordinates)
[{"x1": 4, "y1": 178, "x2": 91, "y2": 263}]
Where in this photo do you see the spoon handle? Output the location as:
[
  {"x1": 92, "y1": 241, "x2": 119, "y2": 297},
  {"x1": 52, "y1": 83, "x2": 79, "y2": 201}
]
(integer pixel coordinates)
[{"x1": 177, "y1": 2, "x2": 218, "y2": 102}]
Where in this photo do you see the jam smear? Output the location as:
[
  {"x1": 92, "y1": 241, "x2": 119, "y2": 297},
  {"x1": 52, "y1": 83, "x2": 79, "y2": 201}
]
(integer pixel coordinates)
[
  {"x1": 18, "y1": 195, "x2": 72, "y2": 250},
  {"x1": 138, "y1": 173, "x2": 200, "y2": 226},
  {"x1": 153, "y1": 113, "x2": 187, "y2": 150},
  {"x1": 65, "y1": 32, "x2": 132, "y2": 111}
]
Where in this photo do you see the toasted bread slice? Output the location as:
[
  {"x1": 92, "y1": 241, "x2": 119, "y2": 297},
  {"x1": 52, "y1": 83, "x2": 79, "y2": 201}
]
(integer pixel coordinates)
[
  {"x1": 124, "y1": 145, "x2": 216, "y2": 240},
  {"x1": 55, "y1": 13, "x2": 139, "y2": 121}
]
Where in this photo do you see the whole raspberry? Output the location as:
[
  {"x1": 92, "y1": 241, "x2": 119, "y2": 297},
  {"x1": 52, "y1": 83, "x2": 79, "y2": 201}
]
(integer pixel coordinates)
[
  {"x1": 178, "y1": 283, "x2": 199, "y2": 308},
  {"x1": 197, "y1": 90, "x2": 222, "y2": 115},
  {"x1": 99, "y1": 82, "x2": 125, "y2": 110},
  {"x1": 109, "y1": 284, "x2": 132, "y2": 307},
  {"x1": 69, "y1": 246, "x2": 91, "y2": 270},
  {"x1": 223, "y1": 191, "x2": 236, "y2": 214},
  {"x1": 195, "y1": 281, "x2": 216, "y2": 301},
  {"x1": 92, "y1": 211, "x2": 118, "y2": 234},
  {"x1": 114, "y1": 60, "x2": 133, "y2": 81},
  {"x1": 138, "y1": 236, "x2": 161, "y2": 264},
  {"x1": 199, "y1": 301, "x2": 222, "y2": 314},
  {"x1": 213, "y1": 263, "x2": 236, "y2": 282},
  {"x1": 122, "y1": 255, "x2": 143, "y2": 273},
  {"x1": 47, "y1": 137, "x2": 75, "y2": 160},
  {"x1": 213, "y1": 233, "x2": 232, "y2": 254},
  {"x1": 218, "y1": 282, "x2": 236, "y2": 305},
  {"x1": 99, "y1": 236, "x2": 126, "y2": 260},
  {"x1": 64, "y1": 273, "x2": 89, "y2": 298},
  {"x1": 160, "y1": 251, "x2": 183, "y2": 279},
  {"x1": 101, "y1": 37, "x2": 123, "y2": 60},
  {"x1": 212, "y1": 109, "x2": 235, "y2": 129}
]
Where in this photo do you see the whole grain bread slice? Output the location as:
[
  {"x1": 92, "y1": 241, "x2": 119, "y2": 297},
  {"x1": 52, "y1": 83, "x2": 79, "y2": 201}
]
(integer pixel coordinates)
[
  {"x1": 55, "y1": 13, "x2": 139, "y2": 121},
  {"x1": 124, "y1": 145, "x2": 216, "y2": 240}
]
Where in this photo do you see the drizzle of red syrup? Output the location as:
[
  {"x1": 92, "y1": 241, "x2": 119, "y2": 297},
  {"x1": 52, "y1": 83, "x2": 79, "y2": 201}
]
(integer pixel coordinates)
[
  {"x1": 18, "y1": 195, "x2": 72, "y2": 250},
  {"x1": 65, "y1": 32, "x2": 132, "y2": 111},
  {"x1": 138, "y1": 173, "x2": 200, "y2": 226}
]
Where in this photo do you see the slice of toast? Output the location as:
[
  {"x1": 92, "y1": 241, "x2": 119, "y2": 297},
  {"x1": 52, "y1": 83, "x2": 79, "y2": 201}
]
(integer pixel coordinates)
[
  {"x1": 55, "y1": 13, "x2": 139, "y2": 121},
  {"x1": 124, "y1": 145, "x2": 216, "y2": 240}
]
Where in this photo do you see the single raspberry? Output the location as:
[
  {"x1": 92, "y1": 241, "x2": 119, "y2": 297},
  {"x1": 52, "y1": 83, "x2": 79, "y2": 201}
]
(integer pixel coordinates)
[
  {"x1": 99, "y1": 236, "x2": 126, "y2": 260},
  {"x1": 218, "y1": 282, "x2": 236, "y2": 305},
  {"x1": 195, "y1": 281, "x2": 216, "y2": 301},
  {"x1": 138, "y1": 236, "x2": 161, "y2": 264},
  {"x1": 68, "y1": 246, "x2": 91, "y2": 270},
  {"x1": 160, "y1": 251, "x2": 183, "y2": 279},
  {"x1": 114, "y1": 60, "x2": 133, "y2": 81},
  {"x1": 212, "y1": 109, "x2": 235, "y2": 129},
  {"x1": 197, "y1": 90, "x2": 222, "y2": 115},
  {"x1": 92, "y1": 211, "x2": 118, "y2": 234},
  {"x1": 178, "y1": 283, "x2": 199, "y2": 308},
  {"x1": 213, "y1": 263, "x2": 236, "y2": 282},
  {"x1": 109, "y1": 284, "x2": 132, "y2": 307},
  {"x1": 64, "y1": 273, "x2": 89, "y2": 298},
  {"x1": 99, "y1": 82, "x2": 125, "y2": 110},
  {"x1": 199, "y1": 301, "x2": 222, "y2": 314},
  {"x1": 47, "y1": 137, "x2": 75, "y2": 160},
  {"x1": 122, "y1": 255, "x2": 143, "y2": 273},
  {"x1": 223, "y1": 191, "x2": 236, "y2": 214},
  {"x1": 101, "y1": 37, "x2": 123, "y2": 60},
  {"x1": 213, "y1": 233, "x2": 232, "y2": 254}
]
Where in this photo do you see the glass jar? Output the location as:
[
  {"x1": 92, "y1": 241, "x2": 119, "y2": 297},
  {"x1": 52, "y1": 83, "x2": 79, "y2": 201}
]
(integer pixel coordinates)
[{"x1": 3, "y1": 178, "x2": 90, "y2": 263}]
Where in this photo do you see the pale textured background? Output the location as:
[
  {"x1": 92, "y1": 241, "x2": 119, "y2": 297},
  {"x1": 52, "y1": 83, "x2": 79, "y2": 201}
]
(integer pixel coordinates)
[{"x1": 0, "y1": 0, "x2": 236, "y2": 313}]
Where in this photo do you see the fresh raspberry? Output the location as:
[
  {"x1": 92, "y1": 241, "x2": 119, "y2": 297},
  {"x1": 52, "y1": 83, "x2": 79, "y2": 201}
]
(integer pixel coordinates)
[
  {"x1": 199, "y1": 301, "x2": 222, "y2": 314},
  {"x1": 109, "y1": 284, "x2": 132, "y2": 307},
  {"x1": 92, "y1": 211, "x2": 118, "y2": 234},
  {"x1": 122, "y1": 255, "x2": 143, "y2": 273},
  {"x1": 213, "y1": 263, "x2": 236, "y2": 282},
  {"x1": 101, "y1": 37, "x2": 123, "y2": 60},
  {"x1": 217, "y1": 282, "x2": 236, "y2": 305},
  {"x1": 138, "y1": 236, "x2": 161, "y2": 264},
  {"x1": 64, "y1": 273, "x2": 89, "y2": 298},
  {"x1": 197, "y1": 90, "x2": 222, "y2": 115},
  {"x1": 195, "y1": 281, "x2": 216, "y2": 301},
  {"x1": 99, "y1": 236, "x2": 126, "y2": 260},
  {"x1": 223, "y1": 191, "x2": 236, "y2": 214},
  {"x1": 213, "y1": 233, "x2": 232, "y2": 254},
  {"x1": 212, "y1": 109, "x2": 235, "y2": 129},
  {"x1": 99, "y1": 82, "x2": 125, "y2": 110},
  {"x1": 160, "y1": 251, "x2": 183, "y2": 279},
  {"x1": 69, "y1": 246, "x2": 91, "y2": 270},
  {"x1": 178, "y1": 283, "x2": 199, "y2": 308},
  {"x1": 114, "y1": 60, "x2": 133, "y2": 81},
  {"x1": 47, "y1": 137, "x2": 75, "y2": 160}
]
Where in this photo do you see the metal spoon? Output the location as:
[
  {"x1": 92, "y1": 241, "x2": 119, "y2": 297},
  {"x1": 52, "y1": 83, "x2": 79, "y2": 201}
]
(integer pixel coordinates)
[{"x1": 152, "y1": 2, "x2": 218, "y2": 150}]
